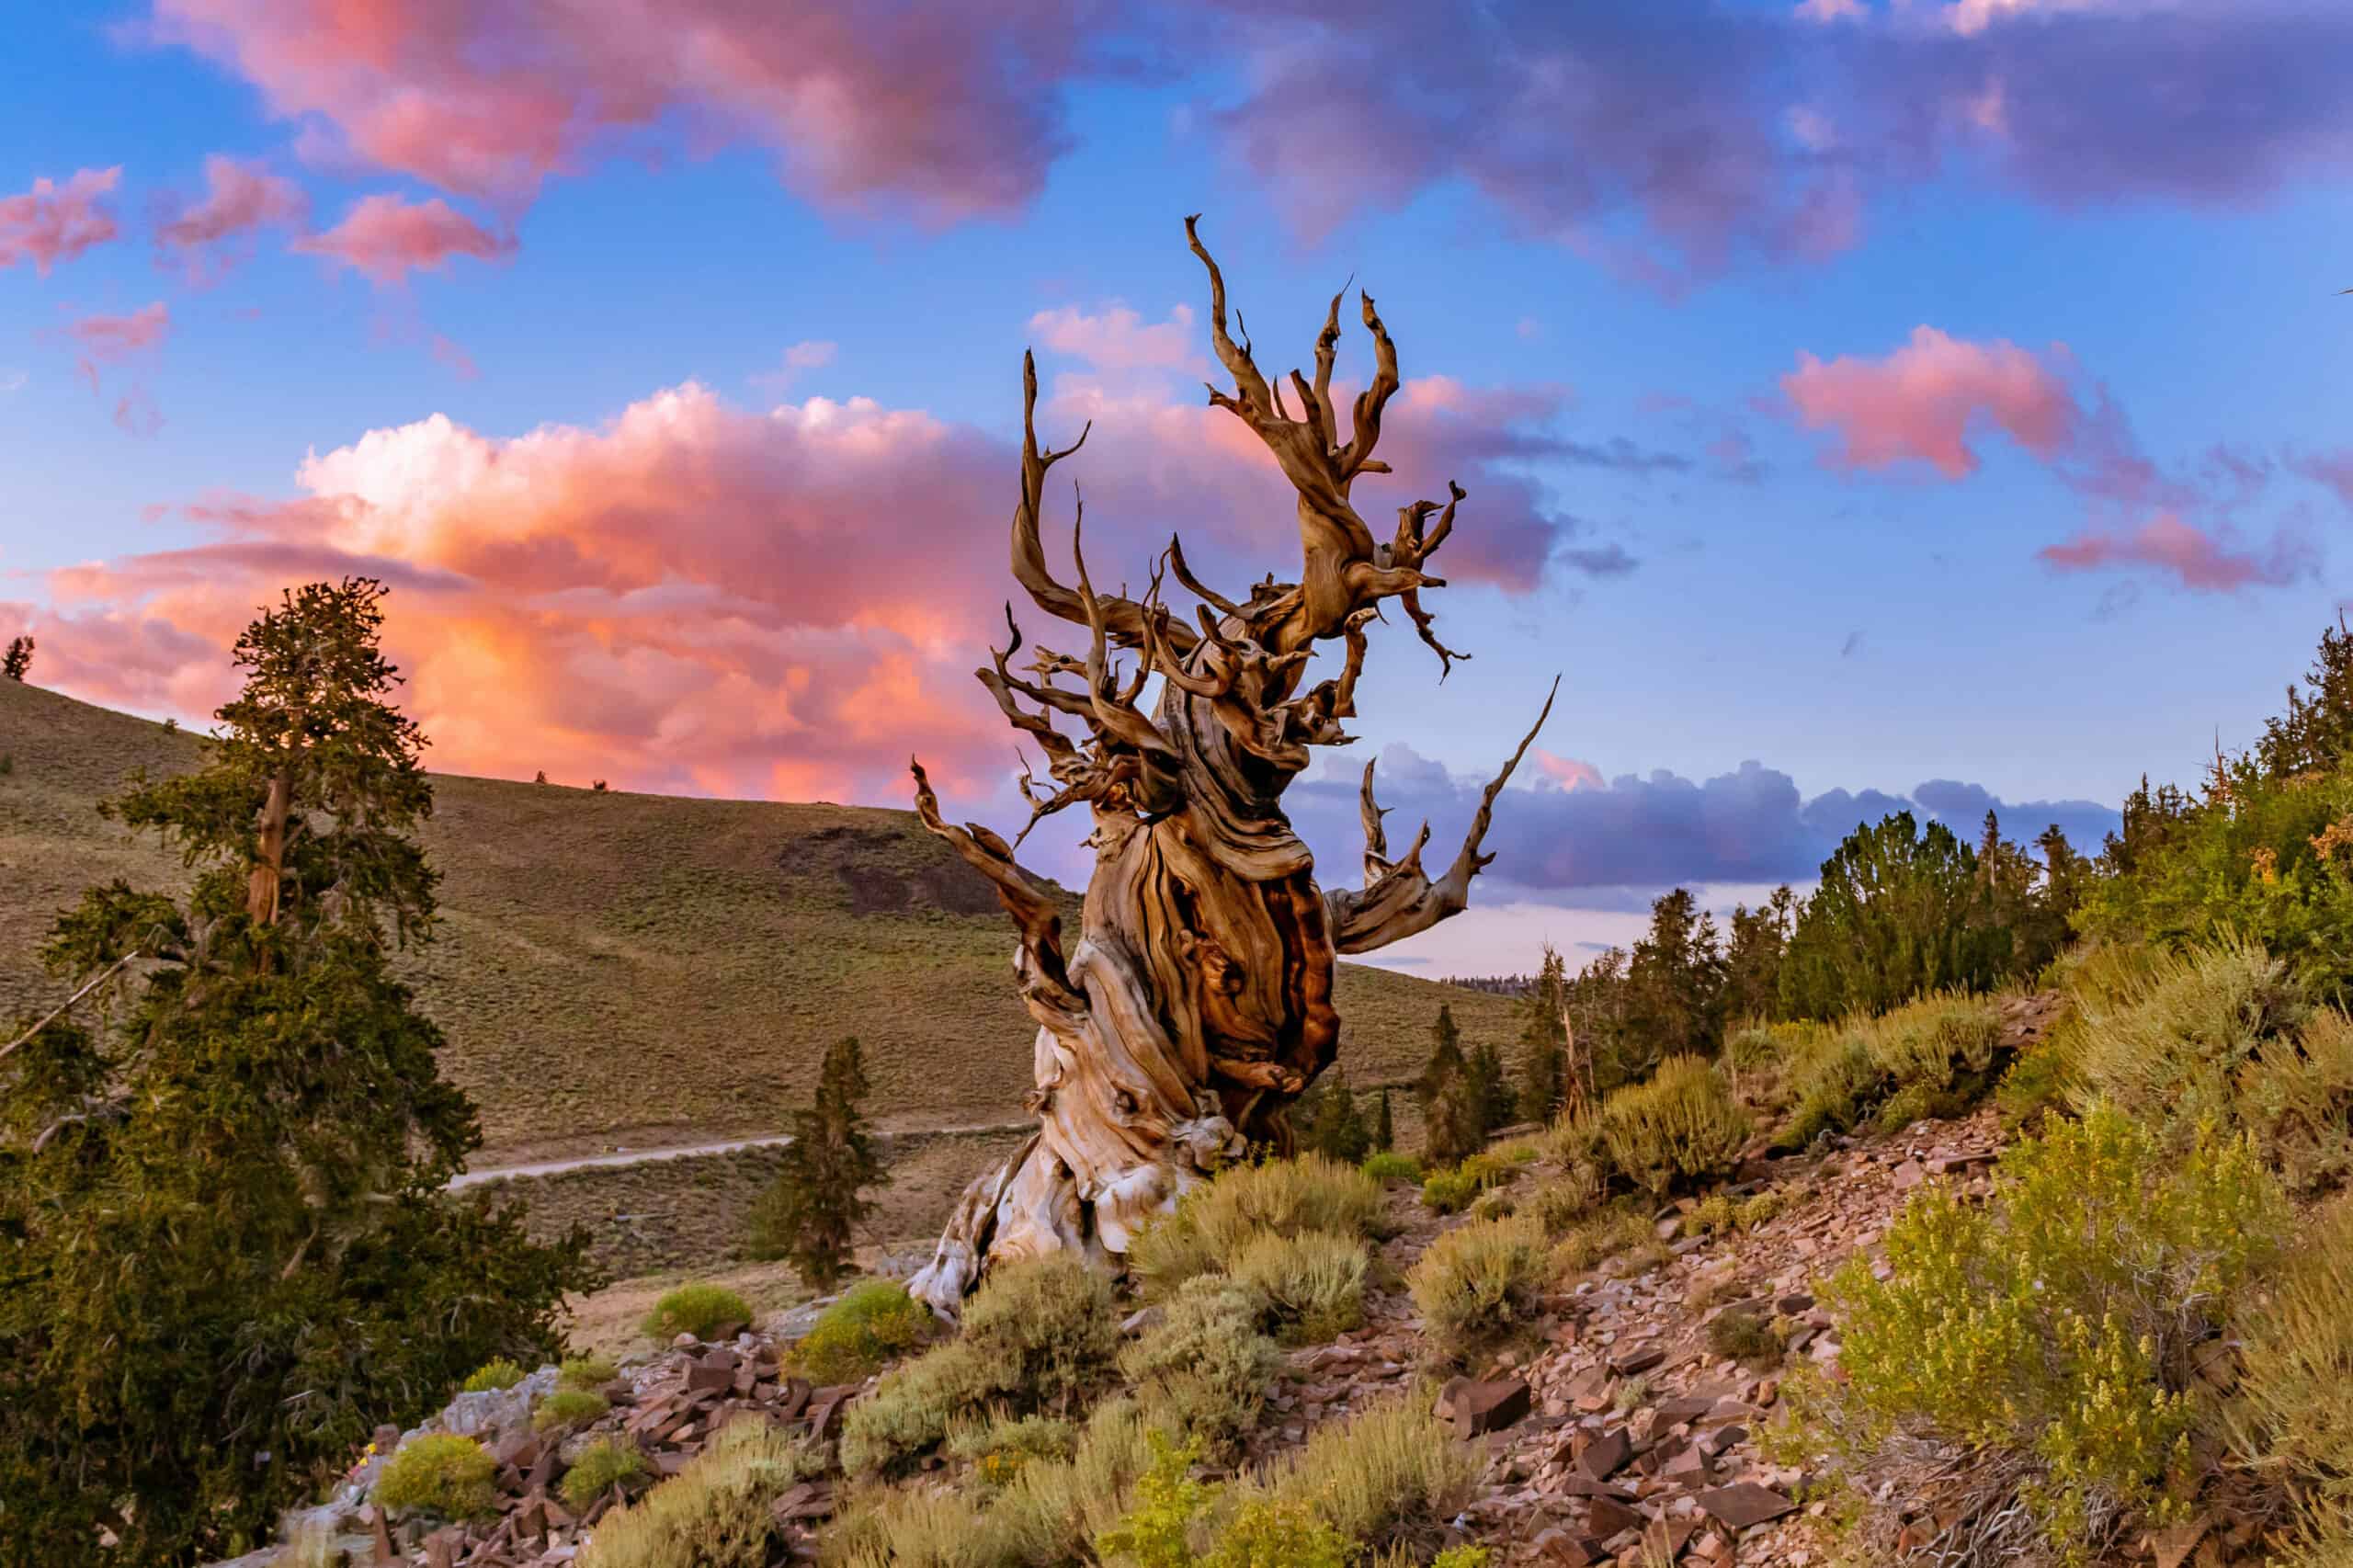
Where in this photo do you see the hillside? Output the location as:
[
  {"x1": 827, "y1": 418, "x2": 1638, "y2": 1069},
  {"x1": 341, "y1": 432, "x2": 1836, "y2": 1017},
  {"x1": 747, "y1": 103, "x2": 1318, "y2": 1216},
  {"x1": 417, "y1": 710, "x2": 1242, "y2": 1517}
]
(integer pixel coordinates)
[{"x1": 0, "y1": 677, "x2": 1522, "y2": 1162}]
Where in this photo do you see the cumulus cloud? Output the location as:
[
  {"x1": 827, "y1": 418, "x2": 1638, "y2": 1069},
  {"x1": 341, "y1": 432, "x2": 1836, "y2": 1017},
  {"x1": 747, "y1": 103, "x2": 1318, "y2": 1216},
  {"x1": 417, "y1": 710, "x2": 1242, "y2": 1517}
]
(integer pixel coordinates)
[
  {"x1": 1028, "y1": 303, "x2": 1196, "y2": 371},
  {"x1": 1780, "y1": 325, "x2": 2075, "y2": 478},
  {"x1": 0, "y1": 166, "x2": 121, "y2": 274},
  {"x1": 1285, "y1": 744, "x2": 2117, "y2": 909},
  {"x1": 153, "y1": 153, "x2": 306, "y2": 280},
  {"x1": 292, "y1": 193, "x2": 512, "y2": 284},
  {"x1": 26, "y1": 344, "x2": 1614, "y2": 799},
  {"x1": 143, "y1": 0, "x2": 1109, "y2": 221}
]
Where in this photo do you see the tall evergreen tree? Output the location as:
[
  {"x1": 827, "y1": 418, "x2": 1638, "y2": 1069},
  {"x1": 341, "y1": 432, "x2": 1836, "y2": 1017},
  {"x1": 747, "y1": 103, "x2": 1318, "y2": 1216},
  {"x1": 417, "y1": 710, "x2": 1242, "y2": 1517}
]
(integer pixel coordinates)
[
  {"x1": 1622, "y1": 888, "x2": 1726, "y2": 1071},
  {"x1": 1374, "y1": 1086, "x2": 1395, "y2": 1152},
  {"x1": 1722, "y1": 886, "x2": 1796, "y2": 1024},
  {"x1": 2256, "y1": 611, "x2": 2353, "y2": 778},
  {"x1": 750, "y1": 1035, "x2": 889, "y2": 1286},
  {"x1": 1467, "y1": 1035, "x2": 1515, "y2": 1131},
  {"x1": 1417, "y1": 1004, "x2": 1484, "y2": 1166},
  {"x1": 1300, "y1": 1065, "x2": 1372, "y2": 1163},
  {"x1": 1516, "y1": 943, "x2": 1569, "y2": 1122},
  {"x1": 2, "y1": 633, "x2": 30, "y2": 681},
  {"x1": 1778, "y1": 812, "x2": 2004, "y2": 1019},
  {"x1": 0, "y1": 580, "x2": 595, "y2": 1567}
]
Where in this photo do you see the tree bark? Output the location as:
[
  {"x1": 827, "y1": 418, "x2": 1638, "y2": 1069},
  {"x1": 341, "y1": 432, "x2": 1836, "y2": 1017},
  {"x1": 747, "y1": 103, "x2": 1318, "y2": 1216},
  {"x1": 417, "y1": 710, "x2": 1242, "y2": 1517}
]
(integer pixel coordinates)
[{"x1": 905, "y1": 220, "x2": 1552, "y2": 1318}]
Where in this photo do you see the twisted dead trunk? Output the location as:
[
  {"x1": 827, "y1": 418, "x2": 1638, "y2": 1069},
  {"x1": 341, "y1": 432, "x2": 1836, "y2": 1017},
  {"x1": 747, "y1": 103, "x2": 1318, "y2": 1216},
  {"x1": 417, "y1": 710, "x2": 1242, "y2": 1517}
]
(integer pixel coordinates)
[{"x1": 905, "y1": 220, "x2": 1552, "y2": 1317}]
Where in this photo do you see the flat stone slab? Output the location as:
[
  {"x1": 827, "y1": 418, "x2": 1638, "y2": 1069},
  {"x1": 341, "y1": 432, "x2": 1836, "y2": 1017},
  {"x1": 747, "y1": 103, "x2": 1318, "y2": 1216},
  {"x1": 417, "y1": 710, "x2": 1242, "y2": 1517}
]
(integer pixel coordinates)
[{"x1": 1695, "y1": 1482, "x2": 1798, "y2": 1529}]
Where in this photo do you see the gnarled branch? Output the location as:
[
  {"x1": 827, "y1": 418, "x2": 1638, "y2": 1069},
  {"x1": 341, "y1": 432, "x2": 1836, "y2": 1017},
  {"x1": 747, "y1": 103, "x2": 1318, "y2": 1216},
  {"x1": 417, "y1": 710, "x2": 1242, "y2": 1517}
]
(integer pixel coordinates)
[
  {"x1": 1326, "y1": 676, "x2": 1559, "y2": 952},
  {"x1": 910, "y1": 758, "x2": 1084, "y2": 1010}
]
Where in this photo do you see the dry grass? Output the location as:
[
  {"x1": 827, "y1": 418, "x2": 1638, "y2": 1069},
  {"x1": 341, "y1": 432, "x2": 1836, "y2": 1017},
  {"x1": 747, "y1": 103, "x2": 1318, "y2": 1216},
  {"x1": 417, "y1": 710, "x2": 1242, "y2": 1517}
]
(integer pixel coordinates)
[
  {"x1": 0, "y1": 679, "x2": 1522, "y2": 1163},
  {"x1": 562, "y1": 1261, "x2": 813, "y2": 1362}
]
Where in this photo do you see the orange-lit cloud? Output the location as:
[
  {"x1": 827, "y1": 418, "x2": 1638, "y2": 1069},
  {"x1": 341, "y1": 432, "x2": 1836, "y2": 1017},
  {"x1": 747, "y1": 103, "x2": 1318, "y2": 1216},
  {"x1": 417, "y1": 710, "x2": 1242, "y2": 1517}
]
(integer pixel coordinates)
[
  {"x1": 24, "y1": 352, "x2": 1604, "y2": 806},
  {"x1": 1780, "y1": 325, "x2": 2075, "y2": 477},
  {"x1": 0, "y1": 167, "x2": 121, "y2": 275},
  {"x1": 294, "y1": 193, "x2": 511, "y2": 284},
  {"x1": 154, "y1": 153, "x2": 307, "y2": 280}
]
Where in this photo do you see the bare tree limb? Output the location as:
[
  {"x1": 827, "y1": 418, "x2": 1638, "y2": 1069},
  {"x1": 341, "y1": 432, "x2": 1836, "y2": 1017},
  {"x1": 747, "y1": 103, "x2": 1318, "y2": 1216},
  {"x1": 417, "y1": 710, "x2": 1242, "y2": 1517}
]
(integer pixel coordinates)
[{"x1": 1325, "y1": 676, "x2": 1559, "y2": 952}]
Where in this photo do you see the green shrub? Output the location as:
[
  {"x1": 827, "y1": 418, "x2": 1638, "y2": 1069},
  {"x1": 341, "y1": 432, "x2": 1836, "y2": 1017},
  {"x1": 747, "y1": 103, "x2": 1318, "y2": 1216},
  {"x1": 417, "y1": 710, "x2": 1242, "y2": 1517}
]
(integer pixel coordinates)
[
  {"x1": 533, "y1": 1388, "x2": 609, "y2": 1434},
  {"x1": 641, "y1": 1283, "x2": 752, "y2": 1343},
  {"x1": 561, "y1": 1437, "x2": 648, "y2": 1512},
  {"x1": 579, "y1": 1420, "x2": 821, "y2": 1568},
  {"x1": 2071, "y1": 940, "x2": 2353, "y2": 1188},
  {"x1": 1227, "y1": 1229, "x2": 1367, "y2": 1343},
  {"x1": 460, "y1": 1358, "x2": 526, "y2": 1393},
  {"x1": 963, "y1": 1253, "x2": 1121, "y2": 1409},
  {"x1": 1596, "y1": 1057, "x2": 1749, "y2": 1195},
  {"x1": 561, "y1": 1354, "x2": 620, "y2": 1389},
  {"x1": 1777, "y1": 1035, "x2": 1877, "y2": 1150},
  {"x1": 1117, "y1": 1279, "x2": 1279, "y2": 1456},
  {"x1": 837, "y1": 1256, "x2": 1120, "y2": 1479},
  {"x1": 375, "y1": 1435, "x2": 497, "y2": 1521},
  {"x1": 790, "y1": 1279, "x2": 931, "y2": 1383},
  {"x1": 1238, "y1": 1392, "x2": 1479, "y2": 1550},
  {"x1": 1130, "y1": 1156, "x2": 1384, "y2": 1296},
  {"x1": 1775, "y1": 993, "x2": 2006, "y2": 1149},
  {"x1": 837, "y1": 1339, "x2": 996, "y2": 1478},
  {"x1": 1095, "y1": 1433, "x2": 1355, "y2": 1568},
  {"x1": 1419, "y1": 1166, "x2": 1481, "y2": 1215},
  {"x1": 1681, "y1": 1192, "x2": 1737, "y2": 1237},
  {"x1": 828, "y1": 1397, "x2": 1158, "y2": 1567},
  {"x1": 1736, "y1": 1188, "x2": 1787, "y2": 1230},
  {"x1": 1406, "y1": 1215, "x2": 1550, "y2": 1355},
  {"x1": 1552, "y1": 1207, "x2": 1654, "y2": 1274},
  {"x1": 945, "y1": 1413, "x2": 1076, "y2": 1490},
  {"x1": 1360, "y1": 1152, "x2": 1422, "y2": 1184},
  {"x1": 1704, "y1": 1309, "x2": 1779, "y2": 1368},
  {"x1": 1529, "y1": 1165, "x2": 1602, "y2": 1233},
  {"x1": 1808, "y1": 1105, "x2": 2290, "y2": 1557},
  {"x1": 2232, "y1": 1195, "x2": 2353, "y2": 1511}
]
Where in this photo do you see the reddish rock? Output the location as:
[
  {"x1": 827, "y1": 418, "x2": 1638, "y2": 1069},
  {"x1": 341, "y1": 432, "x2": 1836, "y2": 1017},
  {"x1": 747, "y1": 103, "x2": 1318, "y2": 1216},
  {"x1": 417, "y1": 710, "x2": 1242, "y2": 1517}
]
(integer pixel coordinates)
[
  {"x1": 1436, "y1": 1375, "x2": 1531, "y2": 1438},
  {"x1": 1579, "y1": 1427, "x2": 1633, "y2": 1480},
  {"x1": 1608, "y1": 1346, "x2": 1666, "y2": 1377},
  {"x1": 1587, "y1": 1495, "x2": 1643, "y2": 1540},
  {"x1": 1695, "y1": 1482, "x2": 1798, "y2": 1529}
]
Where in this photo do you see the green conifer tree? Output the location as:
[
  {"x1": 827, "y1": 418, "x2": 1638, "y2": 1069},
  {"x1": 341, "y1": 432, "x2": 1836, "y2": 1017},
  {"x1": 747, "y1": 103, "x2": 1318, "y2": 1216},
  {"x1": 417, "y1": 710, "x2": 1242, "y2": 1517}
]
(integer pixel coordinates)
[
  {"x1": 1374, "y1": 1086, "x2": 1394, "y2": 1152},
  {"x1": 1518, "y1": 944, "x2": 1570, "y2": 1122},
  {"x1": 1302, "y1": 1065, "x2": 1372, "y2": 1163},
  {"x1": 1467, "y1": 1035, "x2": 1515, "y2": 1131},
  {"x1": 0, "y1": 580, "x2": 595, "y2": 1567},
  {"x1": 2, "y1": 633, "x2": 30, "y2": 681},
  {"x1": 751, "y1": 1035, "x2": 889, "y2": 1286},
  {"x1": 1417, "y1": 1004, "x2": 1484, "y2": 1166}
]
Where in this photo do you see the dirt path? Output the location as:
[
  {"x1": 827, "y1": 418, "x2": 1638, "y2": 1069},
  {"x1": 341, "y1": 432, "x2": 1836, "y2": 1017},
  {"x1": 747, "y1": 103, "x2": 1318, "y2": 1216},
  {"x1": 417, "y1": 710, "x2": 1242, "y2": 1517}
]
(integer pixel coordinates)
[{"x1": 449, "y1": 1120, "x2": 1032, "y2": 1189}]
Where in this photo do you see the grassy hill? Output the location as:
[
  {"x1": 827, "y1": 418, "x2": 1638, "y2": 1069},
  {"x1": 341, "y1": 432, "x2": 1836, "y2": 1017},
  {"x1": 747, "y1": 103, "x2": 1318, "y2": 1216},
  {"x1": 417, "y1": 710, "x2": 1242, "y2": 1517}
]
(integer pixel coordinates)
[{"x1": 0, "y1": 678, "x2": 1522, "y2": 1162}]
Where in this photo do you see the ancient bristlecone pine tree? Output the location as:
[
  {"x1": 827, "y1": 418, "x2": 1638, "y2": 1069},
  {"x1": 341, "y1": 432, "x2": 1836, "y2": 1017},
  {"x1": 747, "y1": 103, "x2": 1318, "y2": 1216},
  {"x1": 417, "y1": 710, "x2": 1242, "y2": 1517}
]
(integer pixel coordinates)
[{"x1": 906, "y1": 219, "x2": 1554, "y2": 1317}]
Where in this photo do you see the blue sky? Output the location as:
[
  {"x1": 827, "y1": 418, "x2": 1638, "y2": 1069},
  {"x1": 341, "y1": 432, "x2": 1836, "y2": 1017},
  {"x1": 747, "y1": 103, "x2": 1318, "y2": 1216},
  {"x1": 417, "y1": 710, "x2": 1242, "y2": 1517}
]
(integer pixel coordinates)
[{"x1": 4, "y1": 0, "x2": 2349, "y2": 971}]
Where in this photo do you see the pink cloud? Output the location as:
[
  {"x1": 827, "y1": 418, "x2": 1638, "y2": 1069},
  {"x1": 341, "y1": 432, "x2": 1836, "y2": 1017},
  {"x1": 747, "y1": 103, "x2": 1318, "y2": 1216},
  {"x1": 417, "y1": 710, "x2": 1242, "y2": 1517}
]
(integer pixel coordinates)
[
  {"x1": 0, "y1": 167, "x2": 122, "y2": 275},
  {"x1": 154, "y1": 153, "x2": 307, "y2": 280},
  {"x1": 2037, "y1": 513, "x2": 2316, "y2": 594},
  {"x1": 28, "y1": 352, "x2": 1603, "y2": 804},
  {"x1": 145, "y1": 0, "x2": 1096, "y2": 221},
  {"x1": 1780, "y1": 325, "x2": 2076, "y2": 478},
  {"x1": 1534, "y1": 749, "x2": 1603, "y2": 790},
  {"x1": 2288, "y1": 449, "x2": 2353, "y2": 511},
  {"x1": 63, "y1": 301, "x2": 172, "y2": 388},
  {"x1": 1029, "y1": 303, "x2": 1196, "y2": 371},
  {"x1": 292, "y1": 193, "x2": 512, "y2": 284}
]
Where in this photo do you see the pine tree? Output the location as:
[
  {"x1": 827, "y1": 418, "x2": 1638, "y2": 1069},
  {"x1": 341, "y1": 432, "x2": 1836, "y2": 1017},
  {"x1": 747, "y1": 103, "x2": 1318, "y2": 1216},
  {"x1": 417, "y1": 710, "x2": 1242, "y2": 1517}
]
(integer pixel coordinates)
[
  {"x1": 1302, "y1": 1066, "x2": 1371, "y2": 1163},
  {"x1": 1467, "y1": 1036, "x2": 1515, "y2": 1131},
  {"x1": 1374, "y1": 1086, "x2": 1395, "y2": 1152},
  {"x1": 0, "y1": 579, "x2": 595, "y2": 1566},
  {"x1": 1, "y1": 633, "x2": 29, "y2": 681},
  {"x1": 1417, "y1": 1004, "x2": 1484, "y2": 1166},
  {"x1": 751, "y1": 1035, "x2": 889, "y2": 1286},
  {"x1": 1517, "y1": 943, "x2": 1569, "y2": 1122}
]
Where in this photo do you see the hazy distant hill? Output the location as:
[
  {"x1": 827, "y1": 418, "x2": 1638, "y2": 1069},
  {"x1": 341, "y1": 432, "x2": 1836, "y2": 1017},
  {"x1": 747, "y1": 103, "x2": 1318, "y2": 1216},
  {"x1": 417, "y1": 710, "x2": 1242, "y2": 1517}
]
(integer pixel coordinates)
[{"x1": 0, "y1": 677, "x2": 1521, "y2": 1162}]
